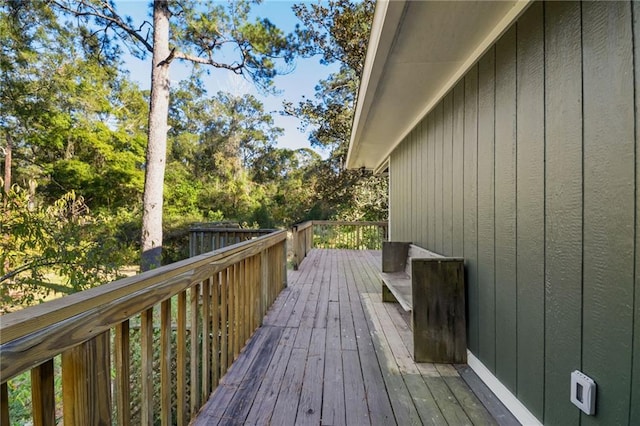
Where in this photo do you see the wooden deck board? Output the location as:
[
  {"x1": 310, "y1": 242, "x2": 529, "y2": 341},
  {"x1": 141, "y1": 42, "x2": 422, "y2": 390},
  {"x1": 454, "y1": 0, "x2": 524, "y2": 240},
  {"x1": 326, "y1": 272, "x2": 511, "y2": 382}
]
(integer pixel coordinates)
[{"x1": 194, "y1": 249, "x2": 515, "y2": 425}]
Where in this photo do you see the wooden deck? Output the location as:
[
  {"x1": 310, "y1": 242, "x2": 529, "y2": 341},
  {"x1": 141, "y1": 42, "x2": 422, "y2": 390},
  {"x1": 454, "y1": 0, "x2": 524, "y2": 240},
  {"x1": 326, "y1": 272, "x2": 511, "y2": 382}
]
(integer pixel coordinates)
[{"x1": 193, "y1": 249, "x2": 518, "y2": 425}]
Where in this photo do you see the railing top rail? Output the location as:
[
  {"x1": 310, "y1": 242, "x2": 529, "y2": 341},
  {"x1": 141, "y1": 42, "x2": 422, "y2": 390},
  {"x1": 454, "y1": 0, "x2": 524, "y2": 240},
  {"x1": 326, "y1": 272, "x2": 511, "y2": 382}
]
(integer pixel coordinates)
[
  {"x1": 0, "y1": 230, "x2": 286, "y2": 346},
  {"x1": 293, "y1": 220, "x2": 387, "y2": 230},
  {"x1": 189, "y1": 227, "x2": 278, "y2": 233},
  {"x1": 310, "y1": 220, "x2": 388, "y2": 226}
]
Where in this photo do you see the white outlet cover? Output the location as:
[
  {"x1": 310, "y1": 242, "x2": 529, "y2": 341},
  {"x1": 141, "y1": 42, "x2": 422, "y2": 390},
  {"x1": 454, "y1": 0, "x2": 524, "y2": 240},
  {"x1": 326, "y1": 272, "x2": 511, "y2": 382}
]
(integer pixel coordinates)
[{"x1": 570, "y1": 370, "x2": 596, "y2": 415}]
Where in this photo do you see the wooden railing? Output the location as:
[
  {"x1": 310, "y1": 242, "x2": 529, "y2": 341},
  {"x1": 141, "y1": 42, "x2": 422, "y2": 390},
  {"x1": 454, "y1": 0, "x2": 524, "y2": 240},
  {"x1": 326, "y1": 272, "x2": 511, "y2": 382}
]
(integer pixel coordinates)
[
  {"x1": 189, "y1": 226, "x2": 276, "y2": 256},
  {"x1": 291, "y1": 220, "x2": 388, "y2": 269},
  {"x1": 0, "y1": 231, "x2": 287, "y2": 425}
]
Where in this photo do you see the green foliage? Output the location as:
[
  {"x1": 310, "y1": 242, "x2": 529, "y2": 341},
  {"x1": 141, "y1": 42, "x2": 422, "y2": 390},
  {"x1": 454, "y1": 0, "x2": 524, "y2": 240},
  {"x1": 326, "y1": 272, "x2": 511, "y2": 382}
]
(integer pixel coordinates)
[
  {"x1": 0, "y1": 183, "x2": 135, "y2": 311},
  {"x1": 286, "y1": 0, "x2": 388, "y2": 222}
]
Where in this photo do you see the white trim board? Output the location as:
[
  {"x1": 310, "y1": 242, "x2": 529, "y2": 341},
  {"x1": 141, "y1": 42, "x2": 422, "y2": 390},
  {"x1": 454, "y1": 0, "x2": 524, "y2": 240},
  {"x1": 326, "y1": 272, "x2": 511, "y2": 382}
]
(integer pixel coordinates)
[{"x1": 467, "y1": 350, "x2": 542, "y2": 426}]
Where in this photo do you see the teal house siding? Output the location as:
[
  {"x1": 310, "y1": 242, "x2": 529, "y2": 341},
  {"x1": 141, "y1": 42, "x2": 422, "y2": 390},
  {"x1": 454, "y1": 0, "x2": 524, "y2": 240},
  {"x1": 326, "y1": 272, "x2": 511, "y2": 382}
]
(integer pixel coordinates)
[{"x1": 387, "y1": 2, "x2": 639, "y2": 424}]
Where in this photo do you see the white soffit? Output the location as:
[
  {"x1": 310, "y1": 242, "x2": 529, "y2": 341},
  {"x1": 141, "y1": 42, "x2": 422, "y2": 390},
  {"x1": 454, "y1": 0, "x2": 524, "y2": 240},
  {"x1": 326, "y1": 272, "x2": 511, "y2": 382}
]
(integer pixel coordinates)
[{"x1": 347, "y1": 0, "x2": 532, "y2": 171}]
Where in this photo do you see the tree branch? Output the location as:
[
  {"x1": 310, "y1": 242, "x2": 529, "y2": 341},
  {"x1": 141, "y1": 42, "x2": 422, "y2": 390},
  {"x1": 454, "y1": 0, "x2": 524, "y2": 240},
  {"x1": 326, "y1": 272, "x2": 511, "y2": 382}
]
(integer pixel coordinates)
[
  {"x1": 50, "y1": 0, "x2": 154, "y2": 53},
  {"x1": 172, "y1": 51, "x2": 244, "y2": 73}
]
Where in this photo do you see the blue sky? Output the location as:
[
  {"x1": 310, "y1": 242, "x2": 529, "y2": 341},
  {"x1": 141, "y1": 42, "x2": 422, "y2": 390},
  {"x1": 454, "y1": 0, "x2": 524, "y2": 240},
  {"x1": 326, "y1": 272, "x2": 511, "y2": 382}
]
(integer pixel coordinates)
[{"x1": 115, "y1": 1, "x2": 336, "y2": 154}]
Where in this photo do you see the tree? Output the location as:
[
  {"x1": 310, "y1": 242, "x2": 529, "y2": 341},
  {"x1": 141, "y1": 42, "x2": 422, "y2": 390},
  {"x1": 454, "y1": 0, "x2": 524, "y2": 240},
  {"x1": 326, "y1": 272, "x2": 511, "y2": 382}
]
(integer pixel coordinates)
[
  {"x1": 52, "y1": 0, "x2": 295, "y2": 270},
  {"x1": 1, "y1": 1, "x2": 148, "y2": 211},
  {"x1": 286, "y1": 0, "x2": 387, "y2": 221},
  {"x1": 0, "y1": 183, "x2": 133, "y2": 311}
]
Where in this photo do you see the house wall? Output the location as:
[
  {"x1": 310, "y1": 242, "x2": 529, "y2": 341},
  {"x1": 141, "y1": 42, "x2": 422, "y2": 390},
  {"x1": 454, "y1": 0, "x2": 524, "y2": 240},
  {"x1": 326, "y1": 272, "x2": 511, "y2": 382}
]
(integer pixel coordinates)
[{"x1": 388, "y1": 2, "x2": 639, "y2": 424}]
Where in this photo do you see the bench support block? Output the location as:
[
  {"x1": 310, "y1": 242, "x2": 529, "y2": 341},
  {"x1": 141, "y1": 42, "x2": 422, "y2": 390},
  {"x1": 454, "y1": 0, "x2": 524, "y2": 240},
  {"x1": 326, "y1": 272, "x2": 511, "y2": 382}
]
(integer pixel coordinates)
[
  {"x1": 382, "y1": 284, "x2": 399, "y2": 304},
  {"x1": 412, "y1": 258, "x2": 467, "y2": 364}
]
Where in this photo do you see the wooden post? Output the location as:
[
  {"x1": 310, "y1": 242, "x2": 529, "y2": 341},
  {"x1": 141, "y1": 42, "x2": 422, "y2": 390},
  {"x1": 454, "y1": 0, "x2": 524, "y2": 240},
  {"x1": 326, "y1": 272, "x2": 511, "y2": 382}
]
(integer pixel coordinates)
[
  {"x1": 1, "y1": 382, "x2": 9, "y2": 426},
  {"x1": 31, "y1": 359, "x2": 55, "y2": 426},
  {"x1": 411, "y1": 258, "x2": 467, "y2": 363},
  {"x1": 62, "y1": 332, "x2": 112, "y2": 425},
  {"x1": 115, "y1": 321, "x2": 131, "y2": 426}
]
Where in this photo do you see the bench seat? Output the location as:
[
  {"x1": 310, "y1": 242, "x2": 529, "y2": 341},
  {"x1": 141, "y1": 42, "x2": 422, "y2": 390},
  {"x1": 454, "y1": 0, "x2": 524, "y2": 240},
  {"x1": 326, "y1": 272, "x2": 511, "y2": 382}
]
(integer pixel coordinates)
[
  {"x1": 379, "y1": 241, "x2": 466, "y2": 364},
  {"x1": 379, "y1": 242, "x2": 443, "y2": 311}
]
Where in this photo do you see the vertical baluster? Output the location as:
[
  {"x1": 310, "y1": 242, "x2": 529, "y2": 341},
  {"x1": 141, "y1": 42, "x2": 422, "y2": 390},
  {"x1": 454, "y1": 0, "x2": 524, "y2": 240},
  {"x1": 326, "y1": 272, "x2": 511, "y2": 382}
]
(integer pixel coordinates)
[
  {"x1": 233, "y1": 263, "x2": 240, "y2": 359},
  {"x1": 227, "y1": 266, "x2": 235, "y2": 366},
  {"x1": 115, "y1": 321, "x2": 131, "y2": 426},
  {"x1": 212, "y1": 272, "x2": 220, "y2": 387},
  {"x1": 176, "y1": 291, "x2": 187, "y2": 426},
  {"x1": 190, "y1": 283, "x2": 201, "y2": 416},
  {"x1": 1, "y1": 382, "x2": 9, "y2": 426},
  {"x1": 220, "y1": 269, "x2": 228, "y2": 375},
  {"x1": 201, "y1": 278, "x2": 211, "y2": 402},
  {"x1": 140, "y1": 309, "x2": 154, "y2": 425},
  {"x1": 160, "y1": 299, "x2": 172, "y2": 426},
  {"x1": 242, "y1": 259, "x2": 249, "y2": 343},
  {"x1": 248, "y1": 257, "x2": 254, "y2": 335},
  {"x1": 31, "y1": 359, "x2": 55, "y2": 426},
  {"x1": 62, "y1": 332, "x2": 112, "y2": 425}
]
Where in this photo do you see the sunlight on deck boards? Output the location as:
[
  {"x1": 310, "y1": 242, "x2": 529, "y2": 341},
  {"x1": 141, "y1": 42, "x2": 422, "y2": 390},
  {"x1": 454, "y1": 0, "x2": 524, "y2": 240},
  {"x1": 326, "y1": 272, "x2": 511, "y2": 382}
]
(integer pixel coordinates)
[{"x1": 193, "y1": 249, "x2": 513, "y2": 426}]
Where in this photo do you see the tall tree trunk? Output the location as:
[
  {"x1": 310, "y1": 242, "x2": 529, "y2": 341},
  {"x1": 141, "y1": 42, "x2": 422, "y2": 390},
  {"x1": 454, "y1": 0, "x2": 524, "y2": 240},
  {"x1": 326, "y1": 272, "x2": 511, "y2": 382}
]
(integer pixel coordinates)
[
  {"x1": 3, "y1": 133, "x2": 11, "y2": 193},
  {"x1": 140, "y1": 0, "x2": 171, "y2": 271}
]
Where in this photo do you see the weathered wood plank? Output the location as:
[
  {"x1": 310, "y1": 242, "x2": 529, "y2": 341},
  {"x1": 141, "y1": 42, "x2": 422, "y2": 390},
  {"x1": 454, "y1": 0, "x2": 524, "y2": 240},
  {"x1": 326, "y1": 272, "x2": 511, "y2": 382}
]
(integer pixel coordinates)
[
  {"x1": 361, "y1": 296, "x2": 422, "y2": 425},
  {"x1": 270, "y1": 348, "x2": 308, "y2": 426},
  {"x1": 343, "y1": 348, "x2": 370, "y2": 425},
  {"x1": 322, "y1": 301, "x2": 346, "y2": 425},
  {"x1": 344, "y1": 252, "x2": 395, "y2": 426},
  {"x1": 193, "y1": 326, "x2": 272, "y2": 425},
  {"x1": 31, "y1": 359, "x2": 55, "y2": 426},
  {"x1": 245, "y1": 327, "x2": 298, "y2": 425},
  {"x1": 61, "y1": 332, "x2": 112, "y2": 425},
  {"x1": 295, "y1": 328, "x2": 326, "y2": 426},
  {"x1": 412, "y1": 259, "x2": 466, "y2": 363},
  {"x1": 214, "y1": 326, "x2": 284, "y2": 424},
  {"x1": 456, "y1": 365, "x2": 519, "y2": 426}
]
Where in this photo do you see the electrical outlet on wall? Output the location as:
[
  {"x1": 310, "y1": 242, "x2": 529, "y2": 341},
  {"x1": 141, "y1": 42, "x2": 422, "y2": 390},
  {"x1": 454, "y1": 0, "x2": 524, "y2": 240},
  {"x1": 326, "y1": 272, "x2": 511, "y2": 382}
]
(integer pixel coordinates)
[{"x1": 570, "y1": 370, "x2": 596, "y2": 415}]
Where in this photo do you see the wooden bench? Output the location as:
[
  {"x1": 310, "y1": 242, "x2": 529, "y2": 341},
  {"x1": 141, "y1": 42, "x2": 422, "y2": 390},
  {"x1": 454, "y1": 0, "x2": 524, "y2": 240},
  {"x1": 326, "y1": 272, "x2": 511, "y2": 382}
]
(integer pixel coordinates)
[{"x1": 380, "y1": 241, "x2": 466, "y2": 364}]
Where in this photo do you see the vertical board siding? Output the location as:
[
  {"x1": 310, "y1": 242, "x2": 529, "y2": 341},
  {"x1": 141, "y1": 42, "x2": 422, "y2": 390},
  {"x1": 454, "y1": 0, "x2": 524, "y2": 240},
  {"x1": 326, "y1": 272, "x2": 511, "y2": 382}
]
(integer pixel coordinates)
[
  {"x1": 429, "y1": 113, "x2": 436, "y2": 250},
  {"x1": 581, "y1": 2, "x2": 635, "y2": 425},
  {"x1": 452, "y1": 83, "x2": 465, "y2": 258},
  {"x1": 420, "y1": 121, "x2": 428, "y2": 247},
  {"x1": 386, "y1": 1, "x2": 640, "y2": 424},
  {"x1": 515, "y1": 2, "x2": 545, "y2": 420},
  {"x1": 443, "y1": 93, "x2": 454, "y2": 257},
  {"x1": 463, "y1": 66, "x2": 479, "y2": 354},
  {"x1": 632, "y1": 2, "x2": 640, "y2": 425},
  {"x1": 477, "y1": 47, "x2": 497, "y2": 372},
  {"x1": 493, "y1": 26, "x2": 518, "y2": 392},
  {"x1": 435, "y1": 103, "x2": 444, "y2": 254},
  {"x1": 543, "y1": 2, "x2": 583, "y2": 424}
]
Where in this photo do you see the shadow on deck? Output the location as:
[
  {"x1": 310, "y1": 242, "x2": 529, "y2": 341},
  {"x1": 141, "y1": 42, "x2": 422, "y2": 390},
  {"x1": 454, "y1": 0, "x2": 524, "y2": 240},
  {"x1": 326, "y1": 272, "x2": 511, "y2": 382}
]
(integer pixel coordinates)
[{"x1": 194, "y1": 249, "x2": 519, "y2": 425}]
